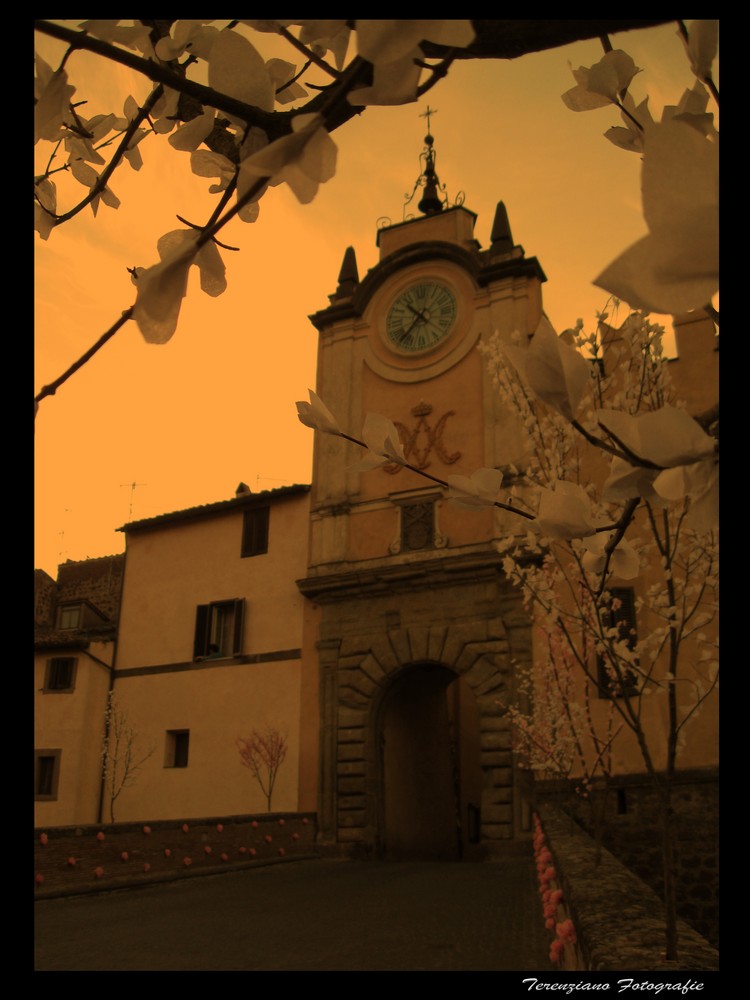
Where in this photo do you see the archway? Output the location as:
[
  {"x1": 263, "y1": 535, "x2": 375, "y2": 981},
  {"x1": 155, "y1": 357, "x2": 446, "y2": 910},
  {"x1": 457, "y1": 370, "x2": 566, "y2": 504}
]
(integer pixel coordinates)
[{"x1": 377, "y1": 664, "x2": 481, "y2": 860}]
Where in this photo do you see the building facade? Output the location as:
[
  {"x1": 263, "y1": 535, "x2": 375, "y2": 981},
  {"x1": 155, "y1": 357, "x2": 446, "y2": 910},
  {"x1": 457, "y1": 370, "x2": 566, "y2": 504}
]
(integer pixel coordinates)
[{"x1": 35, "y1": 170, "x2": 717, "y2": 855}]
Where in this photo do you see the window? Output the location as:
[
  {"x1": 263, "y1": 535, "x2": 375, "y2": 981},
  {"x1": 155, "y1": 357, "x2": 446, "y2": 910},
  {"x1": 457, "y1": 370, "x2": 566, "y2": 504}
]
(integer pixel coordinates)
[
  {"x1": 241, "y1": 506, "x2": 269, "y2": 557},
  {"x1": 193, "y1": 599, "x2": 244, "y2": 658},
  {"x1": 597, "y1": 587, "x2": 639, "y2": 698},
  {"x1": 165, "y1": 730, "x2": 190, "y2": 768},
  {"x1": 44, "y1": 656, "x2": 77, "y2": 693},
  {"x1": 401, "y1": 501, "x2": 434, "y2": 551},
  {"x1": 56, "y1": 604, "x2": 81, "y2": 630},
  {"x1": 35, "y1": 750, "x2": 61, "y2": 800}
]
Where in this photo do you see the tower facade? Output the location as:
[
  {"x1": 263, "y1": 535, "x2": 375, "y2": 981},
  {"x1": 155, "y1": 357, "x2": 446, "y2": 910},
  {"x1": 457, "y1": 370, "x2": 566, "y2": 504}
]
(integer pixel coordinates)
[{"x1": 300, "y1": 174, "x2": 548, "y2": 857}]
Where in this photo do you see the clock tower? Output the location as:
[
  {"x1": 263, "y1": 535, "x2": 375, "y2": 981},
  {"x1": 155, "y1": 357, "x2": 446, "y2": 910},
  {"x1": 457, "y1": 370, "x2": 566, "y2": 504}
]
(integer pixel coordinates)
[{"x1": 299, "y1": 123, "x2": 547, "y2": 859}]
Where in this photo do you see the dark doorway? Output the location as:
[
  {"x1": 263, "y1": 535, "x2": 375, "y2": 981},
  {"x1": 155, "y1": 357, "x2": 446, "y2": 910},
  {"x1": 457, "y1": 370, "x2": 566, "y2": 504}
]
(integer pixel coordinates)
[{"x1": 378, "y1": 664, "x2": 462, "y2": 860}]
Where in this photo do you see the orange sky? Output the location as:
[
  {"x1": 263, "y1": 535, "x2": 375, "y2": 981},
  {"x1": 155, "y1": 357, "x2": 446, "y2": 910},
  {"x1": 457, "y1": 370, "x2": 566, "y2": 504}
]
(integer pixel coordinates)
[{"x1": 34, "y1": 22, "x2": 701, "y2": 577}]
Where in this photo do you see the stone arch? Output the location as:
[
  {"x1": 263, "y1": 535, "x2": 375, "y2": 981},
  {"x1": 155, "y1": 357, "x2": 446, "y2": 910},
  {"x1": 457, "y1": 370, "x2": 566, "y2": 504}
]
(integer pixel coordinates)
[{"x1": 325, "y1": 616, "x2": 517, "y2": 856}]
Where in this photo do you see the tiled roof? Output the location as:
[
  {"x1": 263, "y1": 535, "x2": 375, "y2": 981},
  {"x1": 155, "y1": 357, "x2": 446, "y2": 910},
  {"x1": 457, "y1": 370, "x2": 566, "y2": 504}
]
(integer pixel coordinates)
[
  {"x1": 34, "y1": 624, "x2": 117, "y2": 650},
  {"x1": 117, "y1": 483, "x2": 311, "y2": 534}
]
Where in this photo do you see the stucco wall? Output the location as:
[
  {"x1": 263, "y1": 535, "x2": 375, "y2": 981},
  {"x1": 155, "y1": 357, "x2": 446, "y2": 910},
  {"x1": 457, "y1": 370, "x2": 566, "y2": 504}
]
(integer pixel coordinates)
[{"x1": 34, "y1": 642, "x2": 113, "y2": 826}]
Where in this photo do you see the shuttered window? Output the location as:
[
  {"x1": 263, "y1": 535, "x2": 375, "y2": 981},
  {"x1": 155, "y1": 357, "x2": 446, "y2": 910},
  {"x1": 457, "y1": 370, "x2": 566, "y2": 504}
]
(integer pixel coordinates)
[
  {"x1": 241, "y1": 506, "x2": 269, "y2": 557},
  {"x1": 193, "y1": 599, "x2": 245, "y2": 658},
  {"x1": 44, "y1": 657, "x2": 77, "y2": 692}
]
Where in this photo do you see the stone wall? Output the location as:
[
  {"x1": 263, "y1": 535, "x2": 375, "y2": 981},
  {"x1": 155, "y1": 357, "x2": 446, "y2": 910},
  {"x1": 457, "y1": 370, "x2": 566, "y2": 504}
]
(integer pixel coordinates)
[
  {"x1": 56, "y1": 554, "x2": 125, "y2": 621},
  {"x1": 34, "y1": 813, "x2": 317, "y2": 897},
  {"x1": 34, "y1": 569, "x2": 56, "y2": 626},
  {"x1": 535, "y1": 805, "x2": 718, "y2": 972},
  {"x1": 535, "y1": 769, "x2": 718, "y2": 948}
]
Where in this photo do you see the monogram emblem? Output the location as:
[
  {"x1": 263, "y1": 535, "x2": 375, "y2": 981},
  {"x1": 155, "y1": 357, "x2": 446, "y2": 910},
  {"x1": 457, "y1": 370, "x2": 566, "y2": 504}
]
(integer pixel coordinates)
[{"x1": 384, "y1": 401, "x2": 461, "y2": 475}]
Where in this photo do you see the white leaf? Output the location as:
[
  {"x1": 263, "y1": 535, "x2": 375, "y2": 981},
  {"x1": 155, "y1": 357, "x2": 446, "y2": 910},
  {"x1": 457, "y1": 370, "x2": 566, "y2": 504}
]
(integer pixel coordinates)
[
  {"x1": 208, "y1": 31, "x2": 274, "y2": 115},
  {"x1": 295, "y1": 390, "x2": 343, "y2": 435},
  {"x1": 196, "y1": 242, "x2": 226, "y2": 297},
  {"x1": 598, "y1": 405, "x2": 716, "y2": 468},
  {"x1": 133, "y1": 231, "x2": 199, "y2": 344},
  {"x1": 536, "y1": 481, "x2": 597, "y2": 539},
  {"x1": 169, "y1": 110, "x2": 216, "y2": 152}
]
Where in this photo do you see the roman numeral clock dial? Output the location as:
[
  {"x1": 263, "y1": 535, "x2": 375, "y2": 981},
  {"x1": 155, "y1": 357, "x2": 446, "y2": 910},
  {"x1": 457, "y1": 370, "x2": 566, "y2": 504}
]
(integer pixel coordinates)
[{"x1": 386, "y1": 281, "x2": 457, "y2": 353}]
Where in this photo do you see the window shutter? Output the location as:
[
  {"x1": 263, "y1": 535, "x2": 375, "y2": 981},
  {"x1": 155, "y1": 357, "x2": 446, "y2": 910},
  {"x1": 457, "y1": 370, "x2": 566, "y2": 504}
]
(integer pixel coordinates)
[
  {"x1": 193, "y1": 605, "x2": 210, "y2": 659},
  {"x1": 241, "y1": 506, "x2": 269, "y2": 557},
  {"x1": 232, "y1": 599, "x2": 245, "y2": 654}
]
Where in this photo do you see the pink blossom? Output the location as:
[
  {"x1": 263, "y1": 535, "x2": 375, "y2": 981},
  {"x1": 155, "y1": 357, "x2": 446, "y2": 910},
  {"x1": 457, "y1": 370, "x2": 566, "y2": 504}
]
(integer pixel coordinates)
[
  {"x1": 216, "y1": 824, "x2": 224, "y2": 833},
  {"x1": 550, "y1": 889, "x2": 564, "y2": 906},
  {"x1": 549, "y1": 939, "x2": 564, "y2": 964},
  {"x1": 94, "y1": 867, "x2": 104, "y2": 878},
  {"x1": 239, "y1": 847, "x2": 247, "y2": 854},
  {"x1": 35, "y1": 873, "x2": 44, "y2": 885},
  {"x1": 96, "y1": 831, "x2": 105, "y2": 842},
  {"x1": 545, "y1": 917, "x2": 556, "y2": 930},
  {"x1": 291, "y1": 833, "x2": 300, "y2": 841},
  {"x1": 39, "y1": 833, "x2": 48, "y2": 846},
  {"x1": 557, "y1": 919, "x2": 577, "y2": 944},
  {"x1": 143, "y1": 863, "x2": 151, "y2": 873},
  {"x1": 221, "y1": 853, "x2": 229, "y2": 862},
  {"x1": 278, "y1": 847, "x2": 286, "y2": 857},
  {"x1": 164, "y1": 848, "x2": 172, "y2": 857},
  {"x1": 67, "y1": 857, "x2": 77, "y2": 867},
  {"x1": 302, "y1": 818, "x2": 309, "y2": 825},
  {"x1": 251, "y1": 820, "x2": 259, "y2": 828},
  {"x1": 121, "y1": 851, "x2": 129, "y2": 862},
  {"x1": 249, "y1": 848, "x2": 257, "y2": 857},
  {"x1": 182, "y1": 823, "x2": 189, "y2": 833},
  {"x1": 204, "y1": 846, "x2": 212, "y2": 854},
  {"x1": 278, "y1": 818, "x2": 285, "y2": 826},
  {"x1": 143, "y1": 826, "x2": 152, "y2": 835},
  {"x1": 265, "y1": 835, "x2": 273, "y2": 844},
  {"x1": 183, "y1": 857, "x2": 192, "y2": 867}
]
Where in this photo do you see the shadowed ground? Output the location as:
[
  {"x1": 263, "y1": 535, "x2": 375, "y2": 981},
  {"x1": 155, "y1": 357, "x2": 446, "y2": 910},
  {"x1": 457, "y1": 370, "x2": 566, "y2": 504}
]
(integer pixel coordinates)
[{"x1": 35, "y1": 857, "x2": 554, "y2": 971}]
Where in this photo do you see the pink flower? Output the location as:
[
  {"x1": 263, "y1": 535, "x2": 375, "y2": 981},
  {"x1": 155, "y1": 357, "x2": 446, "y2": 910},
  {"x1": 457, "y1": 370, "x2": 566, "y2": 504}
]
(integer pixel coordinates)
[
  {"x1": 183, "y1": 857, "x2": 192, "y2": 867},
  {"x1": 251, "y1": 820, "x2": 259, "y2": 828},
  {"x1": 143, "y1": 863, "x2": 151, "y2": 873},
  {"x1": 545, "y1": 917, "x2": 556, "y2": 930},
  {"x1": 182, "y1": 823, "x2": 190, "y2": 833},
  {"x1": 216, "y1": 824, "x2": 224, "y2": 833},
  {"x1": 549, "y1": 939, "x2": 564, "y2": 964},
  {"x1": 67, "y1": 857, "x2": 77, "y2": 867},
  {"x1": 96, "y1": 831, "x2": 105, "y2": 842},
  {"x1": 550, "y1": 890, "x2": 564, "y2": 906},
  {"x1": 143, "y1": 826, "x2": 152, "y2": 835},
  {"x1": 39, "y1": 833, "x2": 48, "y2": 846},
  {"x1": 556, "y1": 920, "x2": 577, "y2": 944},
  {"x1": 204, "y1": 845, "x2": 212, "y2": 854},
  {"x1": 94, "y1": 867, "x2": 104, "y2": 878},
  {"x1": 302, "y1": 818, "x2": 309, "y2": 825},
  {"x1": 265, "y1": 835, "x2": 273, "y2": 844},
  {"x1": 278, "y1": 818, "x2": 285, "y2": 826},
  {"x1": 278, "y1": 847, "x2": 286, "y2": 857},
  {"x1": 121, "y1": 852, "x2": 129, "y2": 862},
  {"x1": 239, "y1": 847, "x2": 247, "y2": 854},
  {"x1": 220, "y1": 853, "x2": 229, "y2": 862},
  {"x1": 164, "y1": 848, "x2": 171, "y2": 858},
  {"x1": 35, "y1": 873, "x2": 44, "y2": 885},
  {"x1": 249, "y1": 848, "x2": 257, "y2": 857},
  {"x1": 291, "y1": 832, "x2": 299, "y2": 841}
]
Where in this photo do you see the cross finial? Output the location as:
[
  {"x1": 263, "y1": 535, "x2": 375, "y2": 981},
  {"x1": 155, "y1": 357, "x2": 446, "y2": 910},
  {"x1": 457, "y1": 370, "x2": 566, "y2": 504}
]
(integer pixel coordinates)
[{"x1": 420, "y1": 105, "x2": 437, "y2": 134}]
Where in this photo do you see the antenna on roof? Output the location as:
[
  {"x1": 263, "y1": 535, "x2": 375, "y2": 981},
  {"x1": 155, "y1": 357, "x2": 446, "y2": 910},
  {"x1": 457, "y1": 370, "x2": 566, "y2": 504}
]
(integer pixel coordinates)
[{"x1": 120, "y1": 481, "x2": 148, "y2": 520}]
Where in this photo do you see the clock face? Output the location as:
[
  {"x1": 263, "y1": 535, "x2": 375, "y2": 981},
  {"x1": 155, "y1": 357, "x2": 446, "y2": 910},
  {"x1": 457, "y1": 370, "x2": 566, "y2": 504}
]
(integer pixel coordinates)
[{"x1": 386, "y1": 281, "x2": 457, "y2": 353}]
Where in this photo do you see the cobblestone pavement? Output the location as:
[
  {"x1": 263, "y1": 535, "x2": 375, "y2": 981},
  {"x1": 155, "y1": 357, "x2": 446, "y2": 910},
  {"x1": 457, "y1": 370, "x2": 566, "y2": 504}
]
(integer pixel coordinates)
[{"x1": 35, "y1": 857, "x2": 554, "y2": 972}]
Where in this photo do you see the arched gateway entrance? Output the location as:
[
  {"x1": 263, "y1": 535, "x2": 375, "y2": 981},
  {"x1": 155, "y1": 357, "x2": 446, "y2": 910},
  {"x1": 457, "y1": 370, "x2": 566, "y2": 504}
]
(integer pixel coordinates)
[
  {"x1": 314, "y1": 611, "x2": 530, "y2": 858},
  {"x1": 378, "y1": 665, "x2": 482, "y2": 860}
]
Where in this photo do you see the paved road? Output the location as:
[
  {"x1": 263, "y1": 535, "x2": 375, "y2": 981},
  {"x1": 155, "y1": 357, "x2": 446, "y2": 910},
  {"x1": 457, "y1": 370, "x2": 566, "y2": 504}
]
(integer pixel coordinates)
[{"x1": 35, "y1": 857, "x2": 553, "y2": 972}]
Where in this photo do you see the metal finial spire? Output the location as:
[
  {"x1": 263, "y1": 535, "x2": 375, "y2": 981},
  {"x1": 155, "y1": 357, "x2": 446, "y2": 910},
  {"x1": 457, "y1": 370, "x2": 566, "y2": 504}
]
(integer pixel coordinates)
[{"x1": 402, "y1": 107, "x2": 464, "y2": 220}]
